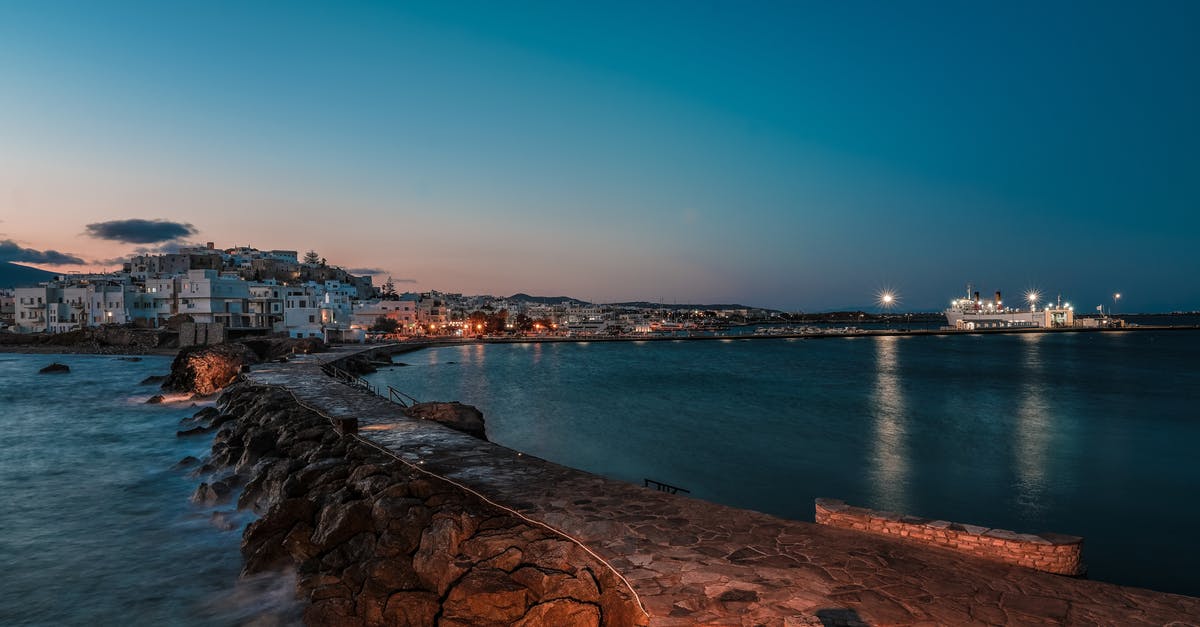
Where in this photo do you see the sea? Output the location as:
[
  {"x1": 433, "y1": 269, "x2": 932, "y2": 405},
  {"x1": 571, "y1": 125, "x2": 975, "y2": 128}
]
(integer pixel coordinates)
[
  {"x1": 365, "y1": 327, "x2": 1200, "y2": 597},
  {"x1": 0, "y1": 354, "x2": 296, "y2": 626},
  {"x1": 1, "y1": 325, "x2": 1196, "y2": 622}
]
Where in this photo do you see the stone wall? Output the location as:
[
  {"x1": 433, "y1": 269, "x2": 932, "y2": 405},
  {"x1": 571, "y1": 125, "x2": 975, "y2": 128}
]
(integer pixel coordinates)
[
  {"x1": 193, "y1": 383, "x2": 646, "y2": 626},
  {"x1": 815, "y1": 498, "x2": 1084, "y2": 576},
  {"x1": 179, "y1": 322, "x2": 226, "y2": 347}
]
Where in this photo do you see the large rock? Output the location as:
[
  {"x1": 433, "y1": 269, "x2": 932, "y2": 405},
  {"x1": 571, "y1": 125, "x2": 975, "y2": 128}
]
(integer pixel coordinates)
[
  {"x1": 404, "y1": 402, "x2": 487, "y2": 440},
  {"x1": 38, "y1": 362, "x2": 70, "y2": 374},
  {"x1": 162, "y1": 342, "x2": 261, "y2": 396}
]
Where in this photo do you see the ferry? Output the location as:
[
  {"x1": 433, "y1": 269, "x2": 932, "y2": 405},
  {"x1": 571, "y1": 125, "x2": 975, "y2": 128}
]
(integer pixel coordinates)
[{"x1": 944, "y1": 285, "x2": 1074, "y2": 330}]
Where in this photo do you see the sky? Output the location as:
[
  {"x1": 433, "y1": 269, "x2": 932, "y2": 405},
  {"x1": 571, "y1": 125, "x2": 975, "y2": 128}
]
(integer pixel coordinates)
[{"x1": 1, "y1": 1, "x2": 1197, "y2": 312}]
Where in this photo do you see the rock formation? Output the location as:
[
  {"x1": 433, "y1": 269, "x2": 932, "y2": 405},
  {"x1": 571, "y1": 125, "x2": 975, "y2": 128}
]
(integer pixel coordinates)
[
  {"x1": 404, "y1": 402, "x2": 487, "y2": 440},
  {"x1": 38, "y1": 362, "x2": 70, "y2": 374},
  {"x1": 162, "y1": 337, "x2": 325, "y2": 396},
  {"x1": 163, "y1": 343, "x2": 261, "y2": 396},
  {"x1": 190, "y1": 384, "x2": 645, "y2": 626}
]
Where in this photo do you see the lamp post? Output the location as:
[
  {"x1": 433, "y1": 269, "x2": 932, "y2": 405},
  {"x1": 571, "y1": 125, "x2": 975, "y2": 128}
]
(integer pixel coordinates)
[
  {"x1": 1113, "y1": 292, "x2": 1121, "y2": 316},
  {"x1": 1026, "y1": 290, "x2": 1039, "y2": 327},
  {"x1": 876, "y1": 290, "x2": 898, "y2": 330}
]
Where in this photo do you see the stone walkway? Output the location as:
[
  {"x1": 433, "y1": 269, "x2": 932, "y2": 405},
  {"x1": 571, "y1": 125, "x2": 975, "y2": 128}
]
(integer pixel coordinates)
[{"x1": 248, "y1": 349, "x2": 1200, "y2": 626}]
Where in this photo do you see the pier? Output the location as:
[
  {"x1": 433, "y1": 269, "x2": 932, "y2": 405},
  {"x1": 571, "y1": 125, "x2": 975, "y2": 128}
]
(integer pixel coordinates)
[{"x1": 245, "y1": 345, "x2": 1199, "y2": 625}]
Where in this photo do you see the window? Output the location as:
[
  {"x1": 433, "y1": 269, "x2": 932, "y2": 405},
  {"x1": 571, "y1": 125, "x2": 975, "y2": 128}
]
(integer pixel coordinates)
[{"x1": 308, "y1": 315, "x2": 315, "y2": 323}]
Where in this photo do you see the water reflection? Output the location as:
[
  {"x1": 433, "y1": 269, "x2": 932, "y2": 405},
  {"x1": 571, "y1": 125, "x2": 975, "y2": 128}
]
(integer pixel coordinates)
[
  {"x1": 870, "y1": 336, "x2": 908, "y2": 512},
  {"x1": 1015, "y1": 334, "x2": 1050, "y2": 517}
]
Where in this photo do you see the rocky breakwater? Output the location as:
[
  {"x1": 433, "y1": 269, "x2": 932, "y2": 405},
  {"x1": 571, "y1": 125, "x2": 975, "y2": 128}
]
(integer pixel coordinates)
[
  {"x1": 190, "y1": 382, "x2": 645, "y2": 626},
  {"x1": 0, "y1": 326, "x2": 171, "y2": 354}
]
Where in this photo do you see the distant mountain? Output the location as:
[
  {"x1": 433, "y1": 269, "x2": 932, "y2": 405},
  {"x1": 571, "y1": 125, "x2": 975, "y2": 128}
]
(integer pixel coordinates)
[
  {"x1": 0, "y1": 262, "x2": 57, "y2": 289},
  {"x1": 506, "y1": 294, "x2": 775, "y2": 311},
  {"x1": 609, "y1": 301, "x2": 769, "y2": 311},
  {"x1": 507, "y1": 293, "x2": 586, "y2": 305}
]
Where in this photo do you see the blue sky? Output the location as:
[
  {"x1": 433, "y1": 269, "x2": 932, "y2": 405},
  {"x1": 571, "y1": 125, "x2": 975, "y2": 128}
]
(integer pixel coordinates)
[{"x1": 1, "y1": 1, "x2": 1197, "y2": 311}]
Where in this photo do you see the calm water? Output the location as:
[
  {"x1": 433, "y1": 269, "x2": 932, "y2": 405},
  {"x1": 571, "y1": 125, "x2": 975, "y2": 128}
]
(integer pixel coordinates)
[
  {"x1": 0, "y1": 354, "x2": 292, "y2": 626},
  {"x1": 367, "y1": 331, "x2": 1200, "y2": 596}
]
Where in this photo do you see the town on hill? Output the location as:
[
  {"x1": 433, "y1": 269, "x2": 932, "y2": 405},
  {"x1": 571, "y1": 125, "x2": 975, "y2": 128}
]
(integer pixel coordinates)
[{"x1": 0, "y1": 242, "x2": 785, "y2": 342}]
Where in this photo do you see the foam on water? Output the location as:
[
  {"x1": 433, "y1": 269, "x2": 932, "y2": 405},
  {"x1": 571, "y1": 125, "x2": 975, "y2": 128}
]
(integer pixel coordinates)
[{"x1": 0, "y1": 354, "x2": 295, "y2": 625}]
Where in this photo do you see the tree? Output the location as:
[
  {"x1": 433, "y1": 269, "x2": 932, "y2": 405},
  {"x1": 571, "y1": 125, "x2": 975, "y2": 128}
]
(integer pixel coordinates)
[
  {"x1": 514, "y1": 313, "x2": 533, "y2": 333},
  {"x1": 303, "y1": 250, "x2": 321, "y2": 265},
  {"x1": 486, "y1": 308, "x2": 509, "y2": 334},
  {"x1": 370, "y1": 316, "x2": 400, "y2": 334},
  {"x1": 468, "y1": 310, "x2": 488, "y2": 335},
  {"x1": 382, "y1": 277, "x2": 398, "y2": 300}
]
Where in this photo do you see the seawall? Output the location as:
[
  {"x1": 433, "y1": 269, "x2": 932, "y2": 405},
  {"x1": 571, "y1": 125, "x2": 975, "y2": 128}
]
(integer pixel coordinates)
[
  {"x1": 230, "y1": 345, "x2": 1200, "y2": 625},
  {"x1": 197, "y1": 383, "x2": 644, "y2": 626},
  {"x1": 815, "y1": 499, "x2": 1085, "y2": 576}
]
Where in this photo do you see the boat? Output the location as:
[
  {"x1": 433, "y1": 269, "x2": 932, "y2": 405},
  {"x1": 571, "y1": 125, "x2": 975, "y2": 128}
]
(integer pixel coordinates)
[{"x1": 944, "y1": 285, "x2": 1074, "y2": 330}]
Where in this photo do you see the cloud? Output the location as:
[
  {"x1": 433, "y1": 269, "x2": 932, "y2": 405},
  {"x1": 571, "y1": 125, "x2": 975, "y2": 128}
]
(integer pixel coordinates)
[
  {"x1": 346, "y1": 267, "x2": 390, "y2": 276},
  {"x1": 85, "y1": 219, "x2": 197, "y2": 244},
  {"x1": 0, "y1": 239, "x2": 86, "y2": 265},
  {"x1": 123, "y1": 241, "x2": 207, "y2": 255},
  {"x1": 91, "y1": 256, "x2": 132, "y2": 266}
]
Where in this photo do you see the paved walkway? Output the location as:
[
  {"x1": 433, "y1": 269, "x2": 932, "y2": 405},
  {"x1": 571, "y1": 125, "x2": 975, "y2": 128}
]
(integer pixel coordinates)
[{"x1": 247, "y1": 348, "x2": 1200, "y2": 626}]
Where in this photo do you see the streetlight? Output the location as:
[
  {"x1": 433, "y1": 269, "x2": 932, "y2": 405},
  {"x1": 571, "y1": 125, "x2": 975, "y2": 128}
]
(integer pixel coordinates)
[
  {"x1": 1113, "y1": 292, "x2": 1121, "y2": 316},
  {"x1": 1026, "y1": 290, "x2": 1040, "y2": 327},
  {"x1": 876, "y1": 289, "x2": 898, "y2": 330}
]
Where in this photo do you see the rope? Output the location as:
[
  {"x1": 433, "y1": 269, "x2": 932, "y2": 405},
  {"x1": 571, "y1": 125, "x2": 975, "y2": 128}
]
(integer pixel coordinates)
[{"x1": 257, "y1": 377, "x2": 650, "y2": 622}]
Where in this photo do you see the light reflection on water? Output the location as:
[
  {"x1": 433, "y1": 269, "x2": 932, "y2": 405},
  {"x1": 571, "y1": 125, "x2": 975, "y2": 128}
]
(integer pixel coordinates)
[
  {"x1": 368, "y1": 331, "x2": 1200, "y2": 596},
  {"x1": 1015, "y1": 334, "x2": 1050, "y2": 516},
  {"x1": 869, "y1": 336, "x2": 908, "y2": 513}
]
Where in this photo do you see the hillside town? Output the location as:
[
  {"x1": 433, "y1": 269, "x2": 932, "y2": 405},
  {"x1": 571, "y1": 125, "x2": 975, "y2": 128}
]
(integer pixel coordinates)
[{"x1": 0, "y1": 243, "x2": 777, "y2": 342}]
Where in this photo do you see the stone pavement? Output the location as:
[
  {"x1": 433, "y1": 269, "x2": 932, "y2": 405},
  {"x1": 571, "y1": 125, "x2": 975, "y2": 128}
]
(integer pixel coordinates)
[{"x1": 247, "y1": 349, "x2": 1200, "y2": 626}]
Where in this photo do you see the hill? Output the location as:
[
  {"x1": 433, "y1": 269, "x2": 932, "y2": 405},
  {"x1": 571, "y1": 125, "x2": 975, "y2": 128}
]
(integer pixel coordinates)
[
  {"x1": 507, "y1": 293, "x2": 586, "y2": 305},
  {"x1": 0, "y1": 262, "x2": 57, "y2": 289}
]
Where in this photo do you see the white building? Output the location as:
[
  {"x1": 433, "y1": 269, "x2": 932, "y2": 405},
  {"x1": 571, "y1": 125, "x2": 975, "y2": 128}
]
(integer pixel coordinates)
[
  {"x1": 13, "y1": 282, "x2": 137, "y2": 333},
  {"x1": 281, "y1": 285, "x2": 324, "y2": 338}
]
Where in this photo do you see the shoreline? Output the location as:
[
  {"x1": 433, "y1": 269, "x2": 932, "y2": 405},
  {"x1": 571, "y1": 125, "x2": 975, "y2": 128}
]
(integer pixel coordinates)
[
  {"x1": 230, "y1": 347, "x2": 1200, "y2": 624},
  {"x1": 369, "y1": 322, "x2": 1200, "y2": 353},
  {"x1": 0, "y1": 345, "x2": 179, "y2": 355},
  {"x1": 1, "y1": 323, "x2": 1196, "y2": 357}
]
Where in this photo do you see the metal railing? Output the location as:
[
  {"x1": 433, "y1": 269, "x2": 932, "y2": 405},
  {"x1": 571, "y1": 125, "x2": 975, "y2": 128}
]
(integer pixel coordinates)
[
  {"x1": 386, "y1": 385, "x2": 420, "y2": 408},
  {"x1": 320, "y1": 363, "x2": 377, "y2": 395},
  {"x1": 321, "y1": 361, "x2": 420, "y2": 409},
  {"x1": 644, "y1": 478, "x2": 690, "y2": 495}
]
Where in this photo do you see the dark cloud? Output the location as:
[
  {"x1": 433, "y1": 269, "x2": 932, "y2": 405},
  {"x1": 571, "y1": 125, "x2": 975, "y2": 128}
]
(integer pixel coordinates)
[
  {"x1": 346, "y1": 267, "x2": 390, "y2": 276},
  {"x1": 91, "y1": 256, "x2": 132, "y2": 266},
  {"x1": 0, "y1": 239, "x2": 85, "y2": 265},
  {"x1": 85, "y1": 219, "x2": 197, "y2": 244},
  {"x1": 132, "y1": 241, "x2": 205, "y2": 255}
]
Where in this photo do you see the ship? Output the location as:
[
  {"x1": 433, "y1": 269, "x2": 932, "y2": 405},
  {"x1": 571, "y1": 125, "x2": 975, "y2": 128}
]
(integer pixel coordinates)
[{"x1": 944, "y1": 285, "x2": 1075, "y2": 330}]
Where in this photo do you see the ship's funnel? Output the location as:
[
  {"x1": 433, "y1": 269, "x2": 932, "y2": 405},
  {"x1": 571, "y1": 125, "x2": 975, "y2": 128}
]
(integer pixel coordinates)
[
  {"x1": 974, "y1": 291, "x2": 980, "y2": 303},
  {"x1": 995, "y1": 291, "x2": 1002, "y2": 307}
]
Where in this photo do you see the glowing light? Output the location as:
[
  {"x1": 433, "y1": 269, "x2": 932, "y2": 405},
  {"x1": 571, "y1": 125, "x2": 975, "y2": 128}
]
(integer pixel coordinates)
[
  {"x1": 1026, "y1": 290, "x2": 1040, "y2": 310},
  {"x1": 876, "y1": 289, "x2": 899, "y2": 310}
]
